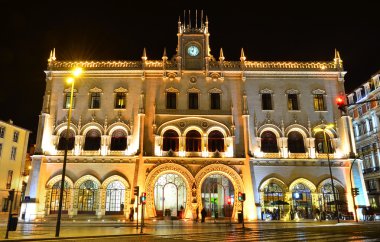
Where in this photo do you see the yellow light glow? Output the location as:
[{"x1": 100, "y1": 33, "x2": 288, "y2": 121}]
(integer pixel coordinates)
[
  {"x1": 72, "y1": 67, "x2": 82, "y2": 77},
  {"x1": 67, "y1": 77, "x2": 74, "y2": 84},
  {"x1": 28, "y1": 166, "x2": 32, "y2": 170}
]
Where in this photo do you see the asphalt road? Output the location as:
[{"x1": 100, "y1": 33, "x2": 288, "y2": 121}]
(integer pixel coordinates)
[{"x1": 1, "y1": 220, "x2": 380, "y2": 241}]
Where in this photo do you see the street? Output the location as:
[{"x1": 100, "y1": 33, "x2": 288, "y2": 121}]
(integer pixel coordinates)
[{"x1": 1, "y1": 218, "x2": 380, "y2": 241}]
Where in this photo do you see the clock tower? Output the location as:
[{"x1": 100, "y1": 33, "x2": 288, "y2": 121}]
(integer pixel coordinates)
[{"x1": 176, "y1": 10, "x2": 211, "y2": 70}]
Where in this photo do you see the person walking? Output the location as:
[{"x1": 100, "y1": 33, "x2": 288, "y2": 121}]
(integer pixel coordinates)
[
  {"x1": 201, "y1": 207, "x2": 207, "y2": 223},
  {"x1": 129, "y1": 207, "x2": 134, "y2": 221},
  {"x1": 196, "y1": 207, "x2": 199, "y2": 222}
]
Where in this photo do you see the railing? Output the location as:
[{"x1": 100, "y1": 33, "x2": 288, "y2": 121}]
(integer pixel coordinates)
[
  {"x1": 363, "y1": 166, "x2": 380, "y2": 174},
  {"x1": 262, "y1": 153, "x2": 282, "y2": 159},
  {"x1": 288, "y1": 153, "x2": 309, "y2": 159}
]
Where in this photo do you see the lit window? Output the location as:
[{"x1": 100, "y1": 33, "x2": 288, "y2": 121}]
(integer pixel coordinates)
[
  {"x1": 210, "y1": 93, "x2": 221, "y2": 110},
  {"x1": 166, "y1": 92, "x2": 177, "y2": 109},
  {"x1": 89, "y1": 92, "x2": 101, "y2": 109},
  {"x1": 189, "y1": 93, "x2": 199, "y2": 109},
  {"x1": 13, "y1": 131, "x2": 19, "y2": 142},
  {"x1": 262, "y1": 93, "x2": 273, "y2": 110},
  {"x1": 115, "y1": 92, "x2": 126, "y2": 109},
  {"x1": 313, "y1": 94, "x2": 325, "y2": 111},
  {"x1": 0, "y1": 126, "x2": 5, "y2": 138},
  {"x1": 64, "y1": 93, "x2": 76, "y2": 109},
  {"x1": 6, "y1": 170, "x2": 13, "y2": 189},
  {"x1": 287, "y1": 94, "x2": 299, "y2": 110},
  {"x1": 10, "y1": 147, "x2": 16, "y2": 160}
]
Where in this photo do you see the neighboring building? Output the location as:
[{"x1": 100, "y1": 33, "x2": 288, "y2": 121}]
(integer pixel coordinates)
[
  {"x1": 347, "y1": 71, "x2": 380, "y2": 211},
  {"x1": 0, "y1": 120, "x2": 30, "y2": 214},
  {"x1": 24, "y1": 13, "x2": 368, "y2": 221}
]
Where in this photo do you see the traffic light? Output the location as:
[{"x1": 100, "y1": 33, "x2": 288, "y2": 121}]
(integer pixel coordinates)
[
  {"x1": 227, "y1": 196, "x2": 231, "y2": 205},
  {"x1": 140, "y1": 192, "x2": 146, "y2": 204},
  {"x1": 336, "y1": 96, "x2": 346, "y2": 115},
  {"x1": 352, "y1": 187, "x2": 359, "y2": 197},
  {"x1": 238, "y1": 192, "x2": 246, "y2": 202},
  {"x1": 134, "y1": 186, "x2": 139, "y2": 196}
]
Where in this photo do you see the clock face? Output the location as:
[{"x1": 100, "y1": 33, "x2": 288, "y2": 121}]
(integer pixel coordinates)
[{"x1": 187, "y1": 45, "x2": 199, "y2": 57}]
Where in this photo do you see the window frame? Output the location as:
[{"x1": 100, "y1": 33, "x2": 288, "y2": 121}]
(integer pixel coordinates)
[
  {"x1": 262, "y1": 93, "x2": 273, "y2": 110},
  {"x1": 10, "y1": 147, "x2": 17, "y2": 160},
  {"x1": 89, "y1": 92, "x2": 101, "y2": 109},
  {"x1": 114, "y1": 92, "x2": 126, "y2": 109},
  {"x1": 13, "y1": 131, "x2": 19, "y2": 142},
  {"x1": 287, "y1": 93, "x2": 299, "y2": 111},
  {"x1": 188, "y1": 92, "x2": 199, "y2": 110},
  {"x1": 313, "y1": 94, "x2": 326, "y2": 111},
  {"x1": 6, "y1": 170, "x2": 13, "y2": 189},
  {"x1": 0, "y1": 126, "x2": 5, "y2": 138},
  {"x1": 166, "y1": 92, "x2": 177, "y2": 109},
  {"x1": 210, "y1": 93, "x2": 221, "y2": 110}
]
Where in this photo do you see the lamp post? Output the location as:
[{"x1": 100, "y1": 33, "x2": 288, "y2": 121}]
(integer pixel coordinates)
[
  {"x1": 314, "y1": 124, "x2": 340, "y2": 223},
  {"x1": 55, "y1": 68, "x2": 82, "y2": 237}
]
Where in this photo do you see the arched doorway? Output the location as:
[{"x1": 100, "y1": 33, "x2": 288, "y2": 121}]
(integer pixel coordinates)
[
  {"x1": 49, "y1": 180, "x2": 70, "y2": 214},
  {"x1": 288, "y1": 131, "x2": 305, "y2": 153},
  {"x1": 292, "y1": 183, "x2": 312, "y2": 219},
  {"x1": 201, "y1": 174, "x2": 234, "y2": 218},
  {"x1": 77, "y1": 180, "x2": 99, "y2": 214},
  {"x1": 261, "y1": 131, "x2": 278, "y2": 153},
  {"x1": 105, "y1": 181, "x2": 125, "y2": 215},
  {"x1": 208, "y1": 130, "x2": 225, "y2": 152},
  {"x1": 262, "y1": 183, "x2": 287, "y2": 220},
  {"x1": 154, "y1": 173, "x2": 186, "y2": 218},
  {"x1": 110, "y1": 129, "x2": 127, "y2": 150},
  {"x1": 57, "y1": 130, "x2": 75, "y2": 150}
]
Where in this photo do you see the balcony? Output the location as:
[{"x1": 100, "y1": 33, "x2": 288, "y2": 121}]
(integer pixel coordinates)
[
  {"x1": 288, "y1": 153, "x2": 309, "y2": 159},
  {"x1": 363, "y1": 166, "x2": 380, "y2": 174}
]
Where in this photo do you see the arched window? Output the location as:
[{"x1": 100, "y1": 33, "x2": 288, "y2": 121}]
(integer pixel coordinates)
[
  {"x1": 292, "y1": 183, "x2": 312, "y2": 219},
  {"x1": 77, "y1": 180, "x2": 98, "y2": 214},
  {"x1": 57, "y1": 129, "x2": 75, "y2": 150},
  {"x1": 314, "y1": 132, "x2": 334, "y2": 153},
  {"x1": 261, "y1": 131, "x2": 278, "y2": 153},
  {"x1": 288, "y1": 131, "x2": 305, "y2": 153},
  {"x1": 110, "y1": 129, "x2": 127, "y2": 151},
  {"x1": 208, "y1": 130, "x2": 225, "y2": 152},
  {"x1": 186, "y1": 130, "x2": 201, "y2": 152},
  {"x1": 321, "y1": 183, "x2": 345, "y2": 213},
  {"x1": 163, "y1": 130, "x2": 179, "y2": 151},
  {"x1": 84, "y1": 129, "x2": 101, "y2": 150},
  {"x1": 106, "y1": 181, "x2": 125, "y2": 214},
  {"x1": 263, "y1": 183, "x2": 285, "y2": 208},
  {"x1": 49, "y1": 180, "x2": 70, "y2": 214}
]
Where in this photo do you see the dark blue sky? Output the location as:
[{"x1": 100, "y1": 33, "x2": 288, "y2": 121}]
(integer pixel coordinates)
[{"x1": 1, "y1": 1, "x2": 379, "y2": 144}]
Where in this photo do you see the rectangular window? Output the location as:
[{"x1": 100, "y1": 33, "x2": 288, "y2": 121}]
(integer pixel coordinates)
[
  {"x1": 115, "y1": 92, "x2": 126, "y2": 109},
  {"x1": 368, "y1": 119, "x2": 373, "y2": 132},
  {"x1": 313, "y1": 94, "x2": 325, "y2": 111},
  {"x1": 13, "y1": 131, "x2": 19, "y2": 142},
  {"x1": 188, "y1": 93, "x2": 199, "y2": 109},
  {"x1": 210, "y1": 93, "x2": 221, "y2": 109},
  {"x1": 0, "y1": 126, "x2": 5, "y2": 138},
  {"x1": 89, "y1": 92, "x2": 101, "y2": 109},
  {"x1": 287, "y1": 94, "x2": 299, "y2": 110},
  {"x1": 166, "y1": 92, "x2": 177, "y2": 109},
  {"x1": 6, "y1": 170, "x2": 13, "y2": 189},
  {"x1": 262, "y1": 93, "x2": 272, "y2": 110},
  {"x1": 64, "y1": 93, "x2": 76, "y2": 109},
  {"x1": 10, "y1": 147, "x2": 16, "y2": 160}
]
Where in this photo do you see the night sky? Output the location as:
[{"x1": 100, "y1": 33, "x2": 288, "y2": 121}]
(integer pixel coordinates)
[{"x1": 1, "y1": 1, "x2": 379, "y2": 144}]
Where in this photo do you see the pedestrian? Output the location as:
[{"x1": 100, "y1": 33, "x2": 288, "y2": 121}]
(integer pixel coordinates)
[
  {"x1": 196, "y1": 207, "x2": 199, "y2": 222},
  {"x1": 315, "y1": 208, "x2": 320, "y2": 221},
  {"x1": 120, "y1": 203, "x2": 124, "y2": 213},
  {"x1": 201, "y1": 207, "x2": 207, "y2": 223},
  {"x1": 362, "y1": 207, "x2": 367, "y2": 221},
  {"x1": 129, "y1": 207, "x2": 134, "y2": 221}
]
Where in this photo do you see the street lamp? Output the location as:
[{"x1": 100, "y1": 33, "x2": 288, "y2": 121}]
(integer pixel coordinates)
[
  {"x1": 313, "y1": 124, "x2": 340, "y2": 223},
  {"x1": 55, "y1": 67, "x2": 82, "y2": 237}
]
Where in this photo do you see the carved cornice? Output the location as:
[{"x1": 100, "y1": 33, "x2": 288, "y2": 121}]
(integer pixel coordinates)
[
  {"x1": 166, "y1": 87, "x2": 179, "y2": 93},
  {"x1": 208, "y1": 87, "x2": 222, "y2": 94},
  {"x1": 259, "y1": 88, "x2": 274, "y2": 94},
  {"x1": 89, "y1": 87, "x2": 103, "y2": 93},
  {"x1": 285, "y1": 89, "x2": 300, "y2": 94},
  {"x1": 114, "y1": 87, "x2": 128, "y2": 93},
  {"x1": 187, "y1": 87, "x2": 200, "y2": 93},
  {"x1": 252, "y1": 159, "x2": 350, "y2": 167},
  {"x1": 312, "y1": 89, "x2": 326, "y2": 95}
]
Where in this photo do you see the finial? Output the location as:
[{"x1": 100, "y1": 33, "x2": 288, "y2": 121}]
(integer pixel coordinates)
[
  {"x1": 334, "y1": 48, "x2": 343, "y2": 67},
  {"x1": 240, "y1": 48, "x2": 246, "y2": 62},
  {"x1": 219, "y1": 48, "x2": 225, "y2": 62},
  {"x1": 48, "y1": 48, "x2": 56, "y2": 62},
  {"x1": 162, "y1": 48, "x2": 168, "y2": 61},
  {"x1": 142, "y1": 48, "x2": 147, "y2": 61},
  {"x1": 206, "y1": 15, "x2": 208, "y2": 24}
]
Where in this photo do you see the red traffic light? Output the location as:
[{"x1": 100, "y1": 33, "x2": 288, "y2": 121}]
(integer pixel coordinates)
[
  {"x1": 336, "y1": 96, "x2": 344, "y2": 105},
  {"x1": 227, "y1": 196, "x2": 231, "y2": 205}
]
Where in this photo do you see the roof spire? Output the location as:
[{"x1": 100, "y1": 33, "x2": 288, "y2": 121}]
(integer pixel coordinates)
[
  {"x1": 162, "y1": 48, "x2": 168, "y2": 61},
  {"x1": 334, "y1": 48, "x2": 342, "y2": 68},
  {"x1": 240, "y1": 48, "x2": 246, "y2": 62},
  {"x1": 219, "y1": 48, "x2": 225, "y2": 62},
  {"x1": 48, "y1": 48, "x2": 56, "y2": 63},
  {"x1": 142, "y1": 48, "x2": 147, "y2": 61}
]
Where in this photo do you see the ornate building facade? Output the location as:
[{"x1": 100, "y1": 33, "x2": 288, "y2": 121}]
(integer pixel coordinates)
[
  {"x1": 24, "y1": 14, "x2": 369, "y2": 221},
  {"x1": 347, "y1": 71, "x2": 380, "y2": 210}
]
